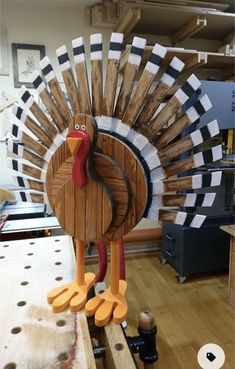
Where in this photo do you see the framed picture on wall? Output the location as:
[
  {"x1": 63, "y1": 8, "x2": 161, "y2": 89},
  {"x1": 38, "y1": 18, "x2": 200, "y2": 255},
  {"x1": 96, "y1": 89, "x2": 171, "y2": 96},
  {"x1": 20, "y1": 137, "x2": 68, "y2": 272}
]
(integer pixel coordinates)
[{"x1": 12, "y1": 43, "x2": 46, "y2": 88}]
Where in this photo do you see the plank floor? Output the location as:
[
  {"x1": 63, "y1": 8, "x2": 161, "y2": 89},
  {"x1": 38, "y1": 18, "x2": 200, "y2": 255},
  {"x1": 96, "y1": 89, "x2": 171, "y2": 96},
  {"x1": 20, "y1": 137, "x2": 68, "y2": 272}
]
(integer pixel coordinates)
[{"x1": 88, "y1": 251, "x2": 234, "y2": 369}]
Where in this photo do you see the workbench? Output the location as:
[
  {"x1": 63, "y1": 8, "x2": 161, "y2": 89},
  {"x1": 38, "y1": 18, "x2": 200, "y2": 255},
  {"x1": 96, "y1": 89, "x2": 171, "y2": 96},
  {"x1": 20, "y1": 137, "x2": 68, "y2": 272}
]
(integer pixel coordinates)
[
  {"x1": 221, "y1": 225, "x2": 235, "y2": 307},
  {"x1": 0, "y1": 235, "x2": 138, "y2": 369}
]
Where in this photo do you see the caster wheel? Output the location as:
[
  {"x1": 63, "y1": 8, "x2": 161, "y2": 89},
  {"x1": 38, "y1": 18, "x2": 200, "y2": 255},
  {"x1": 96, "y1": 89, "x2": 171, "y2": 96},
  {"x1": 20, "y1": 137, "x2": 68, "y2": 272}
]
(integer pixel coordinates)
[
  {"x1": 159, "y1": 257, "x2": 168, "y2": 265},
  {"x1": 176, "y1": 276, "x2": 187, "y2": 284}
]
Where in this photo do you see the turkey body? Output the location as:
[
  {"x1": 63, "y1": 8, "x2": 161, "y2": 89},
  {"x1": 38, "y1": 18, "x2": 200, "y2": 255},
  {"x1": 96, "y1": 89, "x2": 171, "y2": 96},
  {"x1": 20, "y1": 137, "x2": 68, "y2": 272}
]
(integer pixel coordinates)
[{"x1": 46, "y1": 132, "x2": 148, "y2": 242}]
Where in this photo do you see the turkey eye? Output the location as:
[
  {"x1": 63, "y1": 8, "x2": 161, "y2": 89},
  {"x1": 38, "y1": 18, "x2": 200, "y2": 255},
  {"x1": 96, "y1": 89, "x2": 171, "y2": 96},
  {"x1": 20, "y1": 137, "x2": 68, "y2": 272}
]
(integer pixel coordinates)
[
  {"x1": 75, "y1": 124, "x2": 80, "y2": 130},
  {"x1": 81, "y1": 125, "x2": 86, "y2": 131}
]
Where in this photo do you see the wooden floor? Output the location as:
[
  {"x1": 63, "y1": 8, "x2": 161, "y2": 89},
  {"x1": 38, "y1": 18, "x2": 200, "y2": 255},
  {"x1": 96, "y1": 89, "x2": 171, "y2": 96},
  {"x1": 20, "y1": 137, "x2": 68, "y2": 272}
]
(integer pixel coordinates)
[{"x1": 88, "y1": 252, "x2": 234, "y2": 369}]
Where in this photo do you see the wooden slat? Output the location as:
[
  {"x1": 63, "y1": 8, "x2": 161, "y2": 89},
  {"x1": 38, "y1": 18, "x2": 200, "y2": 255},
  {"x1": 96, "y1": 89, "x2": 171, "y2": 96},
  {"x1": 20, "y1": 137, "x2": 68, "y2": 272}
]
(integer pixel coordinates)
[
  {"x1": 102, "y1": 33, "x2": 124, "y2": 117},
  {"x1": 159, "y1": 135, "x2": 193, "y2": 163},
  {"x1": 22, "y1": 132, "x2": 48, "y2": 158},
  {"x1": 75, "y1": 63, "x2": 91, "y2": 115},
  {"x1": 30, "y1": 102, "x2": 59, "y2": 138},
  {"x1": 115, "y1": 8, "x2": 141, "y2": 35},
  {"x1": 39, "y1": 56, "x2": 72, "y2": 123},
  {"x1": 56, "y1": 45, "x2": 80, "y2": 116},
  {"x1": 90, "y1": 34, "x2": 103, "y2": 116},
  {"x1": 114, "y1": 36, "x2": 146, "y2": 120},
  {"x1": 147, "y1": 74, "x2": 200, "y2": 141},
  {"x1": 122, "y1": 43, "x2": 167, "y2": 126},
  {"x1": 164, "y1": 155, "x2": 195, "y2": 177},
  {"x1": 91, "y1": 60, "x2": 103, "y2": 116},
  {"x1": 72, "y1": 37, "x2": 92, "y2": 115},
  {"x1": 19, "y1": 87, "x2": 59, "y2": 139},
  {"x1": 136, "y1": 56, "x2": 185, "y2": 135},
  {"x1": 155, "y1": 114, "x2": 191, "y2": 149},
  {"x1": 172, "y1": 16, "x2": 207, "y2": 46},
  {"x1": 102, "y1": 59, "x2": 120, "y2": 116},
  {"x1": 38, "y1": 89, "x2": 67, "y2": 132}
]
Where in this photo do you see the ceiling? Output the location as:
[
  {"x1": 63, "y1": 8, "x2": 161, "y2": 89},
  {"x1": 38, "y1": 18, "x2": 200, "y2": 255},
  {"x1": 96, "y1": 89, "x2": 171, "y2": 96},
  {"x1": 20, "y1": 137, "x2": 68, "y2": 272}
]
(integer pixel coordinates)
[{"x1": 7, "y1": 0, "x2": 96, "y2": 6}]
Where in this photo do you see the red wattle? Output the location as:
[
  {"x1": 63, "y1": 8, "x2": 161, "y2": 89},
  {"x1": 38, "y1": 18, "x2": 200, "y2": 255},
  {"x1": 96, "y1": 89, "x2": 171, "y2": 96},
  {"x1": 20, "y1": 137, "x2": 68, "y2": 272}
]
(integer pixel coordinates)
[{"x1": 67, "y1": 131, "x2": 91, "y2": 187}]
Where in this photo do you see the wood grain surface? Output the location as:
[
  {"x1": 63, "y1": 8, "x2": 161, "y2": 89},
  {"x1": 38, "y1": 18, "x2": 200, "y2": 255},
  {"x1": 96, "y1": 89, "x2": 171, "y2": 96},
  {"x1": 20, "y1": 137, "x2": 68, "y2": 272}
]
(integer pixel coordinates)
[
  {"x1": 114, "y1": 62, "x2": 139, "y2": 120},
  {"x1": 136, "y1": 81, "x2": 171, "y2": 134},
  {"x1": 62, "y1": 69, "x2": 80, "y2": 115},
  {"x1": 48, "y1": 77, "x2": 72, "y2": 123},
  {"x1": 122, "y1": 69, "x2": 156, "y2": 126},
  {"x1": 91, "y1": 60, "x2": 103, "y2": 116},
  {"x1": 102, "y1": 60, "x2": 120, "y2": 117},
  {"x1": 155, "y1": 113, "x2": 190, "y2": 149},
  {"x1": 75, "y1": 63, "x2": 91, "y2": 115},
  {"x1": 30, "y1": 101, "x2": 59, "y2": 139},
  {"x1": 0, "y1": 235, "x2": 96, "y2": 369},
  {"x1": 22, "y1": 132, "x2": 47, "y2": 158},
  {"x1": 39, "y1": 89, "x2": 67, "y2": 132}
]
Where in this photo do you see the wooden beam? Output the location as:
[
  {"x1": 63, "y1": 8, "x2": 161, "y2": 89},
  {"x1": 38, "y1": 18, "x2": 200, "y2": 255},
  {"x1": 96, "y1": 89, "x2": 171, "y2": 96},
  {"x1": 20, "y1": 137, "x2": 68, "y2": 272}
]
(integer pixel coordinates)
[
  {"x1": 184, "y1": 52, "x2": 207, "y2": 70},
  {"x1": 115, "y1": 8, "x2": 141, "y2": 35},
  {"x1": 172, "y1": 15, "x2": 207, "y2": 46}
]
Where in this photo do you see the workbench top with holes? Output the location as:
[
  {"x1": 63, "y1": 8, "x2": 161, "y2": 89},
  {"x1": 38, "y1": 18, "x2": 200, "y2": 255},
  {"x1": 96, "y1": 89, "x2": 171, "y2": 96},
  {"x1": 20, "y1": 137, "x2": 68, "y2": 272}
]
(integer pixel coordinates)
[
  {"x1": 0, "y1": 235, "x2": 96, "y2": 369},
  {"x1": 0, "y1": 235, "x2": 138, "y2": 369}
]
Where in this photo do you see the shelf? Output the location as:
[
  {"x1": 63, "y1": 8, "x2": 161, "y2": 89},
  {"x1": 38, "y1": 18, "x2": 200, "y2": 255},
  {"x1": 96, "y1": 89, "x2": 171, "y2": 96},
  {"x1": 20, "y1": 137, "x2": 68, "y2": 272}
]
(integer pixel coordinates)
[
  {"x1": 120, "y1": 1, "x2": 235, "y2": 40},
  {"x1": 120, "y1": 45, "x2": 235, "y2": 79}
]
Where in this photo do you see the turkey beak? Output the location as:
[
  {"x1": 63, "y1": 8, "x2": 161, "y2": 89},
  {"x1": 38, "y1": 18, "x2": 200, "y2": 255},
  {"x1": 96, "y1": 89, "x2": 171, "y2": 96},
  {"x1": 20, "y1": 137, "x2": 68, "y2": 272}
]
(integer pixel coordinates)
[{"x1": 67, "y1": 137, "x2": 83, "y2": 156}]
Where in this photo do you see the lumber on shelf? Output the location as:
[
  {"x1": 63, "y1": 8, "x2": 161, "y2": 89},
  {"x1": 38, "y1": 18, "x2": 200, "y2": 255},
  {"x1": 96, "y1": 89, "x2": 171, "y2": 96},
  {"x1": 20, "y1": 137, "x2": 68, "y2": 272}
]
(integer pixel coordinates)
[
  {"x1": 115, "y1": 8, "x2": 141, "y2": 34},
  {"x1": 172, "y1": 15, "x2": 207, "y2": 46}
]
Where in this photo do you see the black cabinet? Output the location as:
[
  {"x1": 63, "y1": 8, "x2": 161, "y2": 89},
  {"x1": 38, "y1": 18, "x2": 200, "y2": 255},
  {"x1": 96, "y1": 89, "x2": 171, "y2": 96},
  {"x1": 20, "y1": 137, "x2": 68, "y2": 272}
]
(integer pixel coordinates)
[{"x1": 161, "y1": 219, "x2": 231, "y2": 283}]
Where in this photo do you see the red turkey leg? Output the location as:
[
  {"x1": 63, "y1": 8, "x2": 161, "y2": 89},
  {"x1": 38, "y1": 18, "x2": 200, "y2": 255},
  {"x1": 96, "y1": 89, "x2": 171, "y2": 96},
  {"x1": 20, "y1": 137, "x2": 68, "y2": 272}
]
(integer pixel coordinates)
[
  {"x1": 85, "y1": 240, "x2": 128, "y2": 326},
  {"x1": 47, "y1": 240, "x2": 95, "y2": 313}
]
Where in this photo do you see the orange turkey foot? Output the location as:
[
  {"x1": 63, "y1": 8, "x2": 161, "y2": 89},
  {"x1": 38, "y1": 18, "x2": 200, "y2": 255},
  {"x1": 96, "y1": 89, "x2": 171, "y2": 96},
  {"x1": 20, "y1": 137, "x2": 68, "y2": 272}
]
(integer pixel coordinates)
[
  {"x1": 85, "y1": 280, "x2": 127, "y2": 327},
  {"x1": 47, "y1": 272, "x2": 95, "y2": 313}
]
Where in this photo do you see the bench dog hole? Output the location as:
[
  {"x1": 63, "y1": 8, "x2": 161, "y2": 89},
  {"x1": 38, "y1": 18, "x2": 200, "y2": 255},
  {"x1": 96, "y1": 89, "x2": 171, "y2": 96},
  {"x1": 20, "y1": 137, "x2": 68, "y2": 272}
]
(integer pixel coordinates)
[
  {"x1": 114, "y1": 343, "x2": 124, "y2": 351},
  {"x1": 11, "y1": 327, "x2": 22, "y2": 334},
  {"x1": 58, "y1": 352, "x2": 69, "y2": 362},
  {"x1": 4, "y1": 363, "x2": 17, "y2": 369},
  {"x1": 24, "y1": 265, "x2": 31, "y2": 269},
  {"x1": 55, "y1": 276, "x2": 63, "y2": 281},
  {"x1": 55, "y1": 262, "x2": 62, "y2": 265},
  {"x1": 21, "y1": 281, "x2": 29, "y2": 286},
  {"x1": 17, "y1": 301, "x2": 26, "y2": 307},
  {"x1": 56, "y1": 319, "x2": 66, "y2": 327}
]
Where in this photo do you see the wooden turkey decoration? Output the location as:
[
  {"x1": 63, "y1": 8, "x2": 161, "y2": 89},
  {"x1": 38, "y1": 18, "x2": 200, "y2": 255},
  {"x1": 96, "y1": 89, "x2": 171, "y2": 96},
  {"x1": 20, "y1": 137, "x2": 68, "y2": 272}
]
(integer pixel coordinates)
[{"x1": 7, "y1": 33, "x2": 222, "y2": 326}]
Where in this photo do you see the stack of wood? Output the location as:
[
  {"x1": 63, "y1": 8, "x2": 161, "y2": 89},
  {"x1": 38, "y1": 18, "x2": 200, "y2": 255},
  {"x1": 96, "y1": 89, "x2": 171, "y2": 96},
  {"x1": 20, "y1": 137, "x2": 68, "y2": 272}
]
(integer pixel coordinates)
[
  {"x1": 217, "y1": 32, "x2": 235, "y2": 55},
  {"x1": 86, "y1": 0, "x2": 230, "y2": 29}
]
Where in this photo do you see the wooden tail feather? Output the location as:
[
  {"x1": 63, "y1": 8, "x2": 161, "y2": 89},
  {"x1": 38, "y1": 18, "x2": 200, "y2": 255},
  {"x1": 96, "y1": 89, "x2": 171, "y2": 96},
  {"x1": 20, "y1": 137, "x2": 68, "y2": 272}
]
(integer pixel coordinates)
[
  {"x1": 158, "y1": 210, "x2": 206, "y2": 228},
  {"x1": 56, "y1": 45, "x2": 80, "y2": 115},
  {"x1": 155, "y1": 94, "x2": 213, "y2": 150},
  {"x1": 90, "y1": 34, "x2": 103, "y2": 116},
  {"x1": 136, "y1": 56, "x2": 185, "y2": 133},
  {"x1": 151, "y1": 170, "x2": 222, "y2": 194},
  {"x1": 122, "y1": 43, "x2": 167, "y2": 126},
  {"x1": 32, "y1": 71, "x2": 67, "y2": 132},
  {"x1": 12, "y1": 104, "x2": 53, "y2": 149},
  {"x1": 14, "y1": 190, "x2": 47, "y2": 204},
  {"x1": 8, "y1": 121, "x2": 49, "y2": 159},
  {"x1": 158, "y1": 119, "x2": 219, "y2": 163},
  {"x1": 163, "y1": 144, "x2": 222, "y2": 177},
  {"x1": 147, "y1": 74, "x2": 201, "y2": 140},
  {"x1": 72, "y1": 37, "x2": 92, "y2": 115},
  {"x1": 8, "y1": 158, "x2": 46, "y2": 182},
  {"x1": 161, "y1": 193, "x2": 216, "y2": 207},
  {"x1": 7, "y1": 141, "x2": 46, "y2": 170},
  {"x1": 39, "y1": 56, "x2": 72, "y2": 123},
  {"x1": 114, "y1": 36, "x2": 146, "y2": 120},
  {"x1": 12, "y1": 175, "x2": 45, "y2": 193},
  {"x1": 102, "y1": 32, "x2": 124, "y2": 117},
  {"x1": 18, "y1": 86, "x2": 59, "y2": 139}
]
